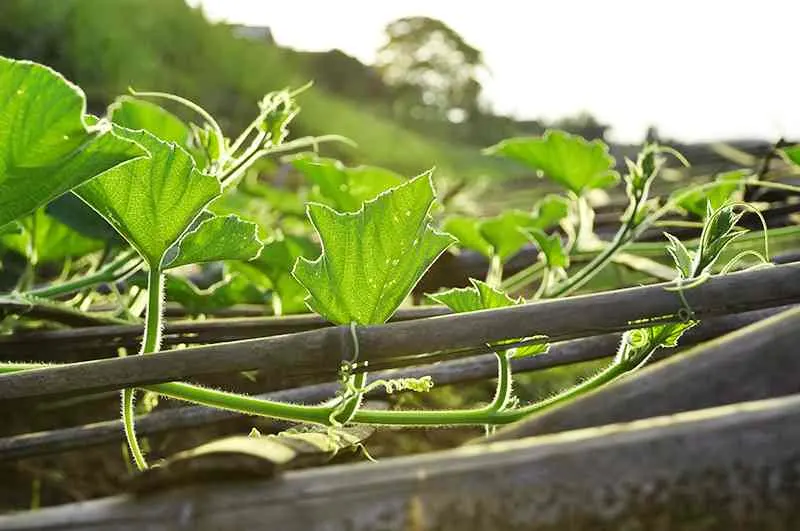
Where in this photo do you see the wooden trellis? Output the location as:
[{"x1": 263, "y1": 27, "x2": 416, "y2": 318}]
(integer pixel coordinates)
[{"x1": 1, "y1": 303, "x2": 799, "y2": 529}]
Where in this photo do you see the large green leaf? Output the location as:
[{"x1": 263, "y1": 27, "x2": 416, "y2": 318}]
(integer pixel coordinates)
[
  {"x1": 76, "y1": 127, "x2": 220, "y2": 266},
  {"x1": 0, "y1": 57, "x2": 145, "y2": 228},
  {"x1": 427, "y1": 279, "x2": 547, "y2": 358},
  {"x1": 165, "y1": 214, "x2": 263, "y2": 270},
  {"x1": 485, "y1": 130, "x2": 618, "y2": 194},
  {"x1": 0, "y1": 208, "x2": 104, "y2": 264},
  {"x1": 292, "y1": 155, "x2": 404, "y2": 212},
  {"x1": 293, "y1": 173, "x2": 455, "y2": 325}
]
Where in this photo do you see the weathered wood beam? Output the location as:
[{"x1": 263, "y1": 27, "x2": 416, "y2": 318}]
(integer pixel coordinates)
[
  {"x1": 0, "y1": 307, "x2": 787, "y2": 460},
  {"x1": 487, "y1": 303, "x2": 800, "y2": 442},
  {"x1": 0, "y1": 263, "x2": 798, "y2": 402},
  {"x1": 2, "y1": 394, "x2": 799, "y2": 530}
]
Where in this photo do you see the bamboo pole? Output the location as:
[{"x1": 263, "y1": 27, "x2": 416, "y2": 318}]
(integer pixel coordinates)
[
  {"x1": 0, "y1": 307, "x2": 449, "y2": 361},
  {"x1": 487, "y1": 304, "x2": 800, "y2": 442},
  {"x1": 0, "y1": 263, "x2": 798, "y2": 402},
  {"x1": 0, "y1": 307, "x2": 784, "y2": 461}
]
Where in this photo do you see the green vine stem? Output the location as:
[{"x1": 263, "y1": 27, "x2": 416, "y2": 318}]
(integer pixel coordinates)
[
  {"x1": 546, "y1": 190, "x2": 644, "y2": 298},
  {"x1": 122, "y1": 265, "x2": 165, "y2": 471},
  {"x1": 141, "y1": 267, "x2": 165, "y2": 354},
  {"x1": 25, "y1": 250, "x2": 142, "y2": 299},
  {"x1": 487, "y1": 351, "x2": 513, "y2": 412},
  {"x1": 120, "y1": 389, "x2": 145, "y2": 469},
  {"x1": 485, "y1": 255, "x2": 503, "y2": 288},
  {"x1": 500, "y1": 261, "x2": 545, "y2": 293},
  {"x1": 0, "y1": 354, "x2": 628, "y2": 428},
  {"x1": 219, "y1": 134, "x2": 353, "y2": 189}
]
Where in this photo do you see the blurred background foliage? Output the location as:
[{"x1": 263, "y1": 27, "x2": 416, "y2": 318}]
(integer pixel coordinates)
[{"x1": 0, "y1": 0, "x2": 608, "y2": 182}]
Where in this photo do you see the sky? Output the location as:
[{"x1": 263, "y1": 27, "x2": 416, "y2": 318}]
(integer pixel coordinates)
[{"x1": 189, "y1": 0, "x2": 797, "y2": 143}]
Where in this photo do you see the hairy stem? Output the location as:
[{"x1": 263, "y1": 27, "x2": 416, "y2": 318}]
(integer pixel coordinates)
[
  {"x1": 0, "y1": 358, "x2": 629, "y2": 428},
  {"x1": 147, "y1": 382, "x2": 333, "y2": 424},
  {"x1": 122, "y1": 265, "x2": 165, "y2": 471},
  {"x1": 121, "y1": 388, "x2": 146, "y2": 470},
  {"x1": 488, "y1": 351, "x2": 513, "y2": 411},
  {"x1": 141, "y1": 267, "x2": 165, "y2": 354}
]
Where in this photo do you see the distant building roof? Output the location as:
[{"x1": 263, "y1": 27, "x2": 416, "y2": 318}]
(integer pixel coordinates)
[{"x1": 231, "y1": 25, "x2": 274, "y2": 43}]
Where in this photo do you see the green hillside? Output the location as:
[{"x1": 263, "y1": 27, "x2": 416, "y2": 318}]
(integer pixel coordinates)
[{"x1": 0, "y1": 0, "x2": 514, "y2": 180}]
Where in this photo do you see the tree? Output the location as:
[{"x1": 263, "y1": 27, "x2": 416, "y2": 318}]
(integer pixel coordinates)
[{"x1": 375, "y1": 17, "x2": 485, "y2": 123}]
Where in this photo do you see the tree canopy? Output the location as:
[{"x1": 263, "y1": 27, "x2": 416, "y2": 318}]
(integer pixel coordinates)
[{"x1": 375, "y1": 17, "x2": 486, "y2": 123}]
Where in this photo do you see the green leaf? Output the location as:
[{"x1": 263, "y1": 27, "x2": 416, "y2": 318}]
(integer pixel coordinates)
[
  {"x1": 618, "y1": 321, "x2": 697, "y2": 369},
  {"x1": 781, "y1": 145, "x2": 800, "y2": 166},
  {"x1": 532, "y1": 194, "x2": 570, "y2": 228},
  {"x1": 230, "y1": 234, "x2": 320, "y2": 315},
  {"x1": 165, "y1": 273, "x2": 267, "y2": 316},
  {"x1": 1, "y1": 209, "x2": 104, "y2": 264},
  {"x1": 427, "y1": 278, "x2": 522, "y2": 312},
  {"x1": 0, "y1": 57, "x2": 146, "y2": 228},
  {"x1": 239, "y1": 171, "x2": 307, "y2": 217},
  {"x1": 165, "y1": 214, "x2": 263, "y2": 270},
  {"x1": 696, "y1": 205, "x2": 748, "y2": 276},
  {"x1": 293, "y1": 173, "x2": 455, "y2": 325},
  {"x1": 110, "y1": 96, "x2": 191, "y2": 148},
  {"x1": 427, "y1": 278, "x2": 547, "y2": 358},
  {"x1": 485, "y1": 130, "x2": 619, "y2": 194},
  {"x1": 664, "y1": 233, "x2": 693, "y2": 278},
  {"x1": 523, "y1": 228, "x2": 568, "y2": 269},
  {"x1": 443, "y1": 216, "x2": 493, "y2": 258},
  {"x1": 292, "y1": 154, "x2": 404, "y2": 212},
  {"x1": 76, "y1": 127, "x2": 221, "y2": 266},
  {"x1": 677, "y1": 170, "x2": 746, "y2": 217},
  {"x1": 478, "y1": 211, "x2": 535, "y2": 261},
  {"x1": 445, "y1": 196, "x2": 568, "y2": 262}
]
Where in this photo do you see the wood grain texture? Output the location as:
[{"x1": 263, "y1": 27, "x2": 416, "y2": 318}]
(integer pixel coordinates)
[
  {"x1": 0, "y1": 306, "x2": 449, "y2": 361},
  {"x1": 2, "y1": 394, "x2": 800, "y2": 530}
]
